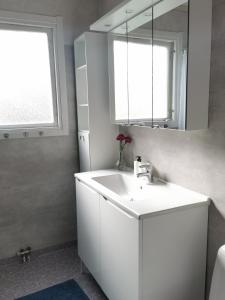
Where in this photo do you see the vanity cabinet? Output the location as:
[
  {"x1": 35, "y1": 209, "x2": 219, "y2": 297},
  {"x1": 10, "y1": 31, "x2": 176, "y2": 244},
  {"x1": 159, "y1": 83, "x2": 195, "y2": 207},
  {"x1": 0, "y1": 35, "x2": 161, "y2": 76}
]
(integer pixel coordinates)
[
  {"x1": 76, "y1": 178, "x2": 208, "y2": 300},
  {"x1": 76, "y1": 180, "x2": 100, "y2": 283},
  {"x1": 100, "y1": 195, "x2": 139, "y2": 300}
]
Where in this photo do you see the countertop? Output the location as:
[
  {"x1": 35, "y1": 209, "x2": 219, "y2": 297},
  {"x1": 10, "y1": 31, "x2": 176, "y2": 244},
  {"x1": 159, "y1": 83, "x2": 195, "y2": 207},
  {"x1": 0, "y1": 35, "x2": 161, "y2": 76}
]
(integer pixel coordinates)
[{"x1": 74, "y1": 169, "x2": 210, "y2": 219}]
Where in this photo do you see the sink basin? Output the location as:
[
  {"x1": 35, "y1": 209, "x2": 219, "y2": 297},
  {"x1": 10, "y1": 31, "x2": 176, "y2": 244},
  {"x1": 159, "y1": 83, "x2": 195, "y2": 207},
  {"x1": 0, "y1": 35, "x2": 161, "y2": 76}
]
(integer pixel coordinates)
[
  {"x1": 92, "y1": 173, "x2": 160, "y2": 201},
  {"x1": 92, "y1": 174, "x2": 139, "y2": 196}
]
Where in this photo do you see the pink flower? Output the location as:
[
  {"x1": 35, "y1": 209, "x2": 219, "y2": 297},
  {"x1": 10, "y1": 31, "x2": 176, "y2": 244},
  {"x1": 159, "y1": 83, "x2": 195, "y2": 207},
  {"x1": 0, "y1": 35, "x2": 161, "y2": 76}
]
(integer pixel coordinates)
[{"x1": 116, "y1": 134, "x2": 126, "y2": 141}]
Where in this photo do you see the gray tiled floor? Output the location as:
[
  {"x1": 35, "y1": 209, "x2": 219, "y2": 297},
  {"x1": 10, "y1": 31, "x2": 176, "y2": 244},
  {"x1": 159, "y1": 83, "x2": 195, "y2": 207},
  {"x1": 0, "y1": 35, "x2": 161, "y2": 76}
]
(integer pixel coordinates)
[{"x1": 0, "y1": 245, "x2": 107, "y2": 300}]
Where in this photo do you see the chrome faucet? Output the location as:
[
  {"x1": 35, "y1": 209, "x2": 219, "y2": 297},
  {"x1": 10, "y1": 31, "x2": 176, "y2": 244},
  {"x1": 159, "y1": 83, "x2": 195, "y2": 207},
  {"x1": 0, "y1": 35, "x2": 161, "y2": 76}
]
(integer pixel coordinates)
[{"x1": 136, "y1": 162, "x2": 153, "y2": 183}]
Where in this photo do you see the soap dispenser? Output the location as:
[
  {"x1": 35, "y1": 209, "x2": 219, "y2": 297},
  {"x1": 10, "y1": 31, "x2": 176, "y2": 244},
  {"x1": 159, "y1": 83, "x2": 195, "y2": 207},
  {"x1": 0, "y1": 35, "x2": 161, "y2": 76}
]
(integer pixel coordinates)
[{"x1": 134, "y1": 156, "x2": 142, "y2": 176}]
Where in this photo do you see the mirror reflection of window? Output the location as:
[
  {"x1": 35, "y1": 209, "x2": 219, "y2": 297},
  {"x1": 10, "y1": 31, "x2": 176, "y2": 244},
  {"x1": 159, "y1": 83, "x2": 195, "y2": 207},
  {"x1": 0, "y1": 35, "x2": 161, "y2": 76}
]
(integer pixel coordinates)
[
  {"x1": 109, "y1": 1, "x2": 189, "y2": 129},
  {"x1": 113, "y1": 38, "x2": 171, "y2": 122},
  {"x1": 113, "y1": 39, "x2": 128, "y2": 121},
  {"x1": 128, "y1": 39, "x2": 170, "y2": 121}
]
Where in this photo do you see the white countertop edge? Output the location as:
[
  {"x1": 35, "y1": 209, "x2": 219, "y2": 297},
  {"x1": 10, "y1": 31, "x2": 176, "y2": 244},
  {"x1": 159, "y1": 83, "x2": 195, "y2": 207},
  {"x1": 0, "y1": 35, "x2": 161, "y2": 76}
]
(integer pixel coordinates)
[{"x1": 74, "y1": 170, "x2": 210, "y2": 220}]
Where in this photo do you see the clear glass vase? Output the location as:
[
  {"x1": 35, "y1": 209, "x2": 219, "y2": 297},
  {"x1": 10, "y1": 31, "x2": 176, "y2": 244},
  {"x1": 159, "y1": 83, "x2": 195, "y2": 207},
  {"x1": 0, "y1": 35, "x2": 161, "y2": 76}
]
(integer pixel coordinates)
[{"x1": 117, "y1": 150, "x2": 125, "y2": 170}]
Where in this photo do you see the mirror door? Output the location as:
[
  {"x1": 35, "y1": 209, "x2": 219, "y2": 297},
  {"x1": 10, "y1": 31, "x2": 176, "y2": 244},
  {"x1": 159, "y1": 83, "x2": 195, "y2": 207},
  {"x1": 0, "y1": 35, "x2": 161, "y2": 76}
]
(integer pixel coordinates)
[
  {"x1": 108, "y1": 22, "x2": 129, "y2": 124},
  {"x1": 126, "y1": 6, "x2": 153, "y2": 126},
  {"x1": 152, "y1": 0, "x2": 189, "y2": 129}
]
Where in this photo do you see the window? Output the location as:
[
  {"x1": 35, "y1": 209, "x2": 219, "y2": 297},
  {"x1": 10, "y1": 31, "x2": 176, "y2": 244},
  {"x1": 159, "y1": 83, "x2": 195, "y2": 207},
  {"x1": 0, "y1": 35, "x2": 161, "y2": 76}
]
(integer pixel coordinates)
[
  {"x1": 128, "y1": 39, "x2": 172, "y2": 121},
  {"x1": 0, "y1": 11, "x2": 68, "y2": 139},
  {"x1": 109, "y1": 29, "x2": 184, "y2": 127},
  {"x1": 113, "y1": 37, "x2": 173, "y2": 122},
  {"x1": 113, "y1": 38, "x2": 129, "y2": 121}
]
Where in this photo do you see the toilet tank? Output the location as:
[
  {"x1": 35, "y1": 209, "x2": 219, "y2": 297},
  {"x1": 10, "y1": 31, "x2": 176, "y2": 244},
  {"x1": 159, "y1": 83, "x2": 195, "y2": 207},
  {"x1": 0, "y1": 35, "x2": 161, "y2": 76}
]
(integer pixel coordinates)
[{"x1": 209, "y1": 245, "x2": 225, "y2": 300}]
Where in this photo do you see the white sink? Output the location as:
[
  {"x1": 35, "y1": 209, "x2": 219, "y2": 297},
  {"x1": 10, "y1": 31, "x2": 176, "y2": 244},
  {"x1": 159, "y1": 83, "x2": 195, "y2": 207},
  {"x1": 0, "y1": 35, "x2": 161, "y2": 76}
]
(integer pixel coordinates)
[
  {"x1": 92, "y1": 174, "x2": 138, "y2": 196},
  {"x1": 92, "y1": 173, "x2": 161, "y2": 201},
  {"x1": 75, "y1": 170, "x2": 209, "y2": 218}
]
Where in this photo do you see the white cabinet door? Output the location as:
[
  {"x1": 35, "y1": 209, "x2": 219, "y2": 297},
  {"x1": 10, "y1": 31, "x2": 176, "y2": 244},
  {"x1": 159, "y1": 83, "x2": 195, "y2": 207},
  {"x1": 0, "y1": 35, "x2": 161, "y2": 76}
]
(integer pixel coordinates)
[
  {"x1": 100, "y1": 196, "x2": 139, "y2": 300},
  {"x1": 76, "y1": 66, "x2": 88, "y2": 105},
  {"x1": 78, "y1": 131, "x2": 91, "y2": 172},
  {"x1": 76, "y1": 180, "x2": 100, "y2": 283}
]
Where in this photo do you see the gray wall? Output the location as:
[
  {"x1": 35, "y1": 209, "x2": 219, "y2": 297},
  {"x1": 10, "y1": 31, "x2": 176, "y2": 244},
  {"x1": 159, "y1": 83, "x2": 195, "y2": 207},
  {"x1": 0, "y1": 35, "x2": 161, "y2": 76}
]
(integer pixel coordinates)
[
  {"x1": 99, "y1": 0, "x2": 122, "y2": 14},
  {"x1": 0, "y1": 0, "x2": 98, "y2": 259},
  {"x1": 100, "y1": 0, "x2": 225, "y2": 297}
]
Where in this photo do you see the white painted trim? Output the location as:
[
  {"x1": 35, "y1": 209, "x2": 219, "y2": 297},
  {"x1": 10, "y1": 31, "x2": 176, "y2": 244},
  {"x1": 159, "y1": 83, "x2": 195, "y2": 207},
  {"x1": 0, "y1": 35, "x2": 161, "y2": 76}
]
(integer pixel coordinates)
[
  {"x1": 54, "y1": 16, "x2": 69, "y2": 136},
  {"x1": 0, "y1": 11, "x2": 69, "y2": 140}
]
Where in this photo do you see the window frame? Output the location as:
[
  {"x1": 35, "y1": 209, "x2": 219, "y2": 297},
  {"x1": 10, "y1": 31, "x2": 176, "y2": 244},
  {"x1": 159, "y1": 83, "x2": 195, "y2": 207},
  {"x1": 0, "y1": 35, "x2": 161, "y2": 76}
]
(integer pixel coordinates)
[{"x1": 0, "y1": 10, "x2": 68, "y2": 139}]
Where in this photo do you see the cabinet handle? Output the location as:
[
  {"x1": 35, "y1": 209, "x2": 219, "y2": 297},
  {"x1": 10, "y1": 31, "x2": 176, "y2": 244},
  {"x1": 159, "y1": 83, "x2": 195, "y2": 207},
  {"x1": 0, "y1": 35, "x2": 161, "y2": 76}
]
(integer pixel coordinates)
[{"x1": 103, "y1": 197, "x2": 134, "y2": 219}]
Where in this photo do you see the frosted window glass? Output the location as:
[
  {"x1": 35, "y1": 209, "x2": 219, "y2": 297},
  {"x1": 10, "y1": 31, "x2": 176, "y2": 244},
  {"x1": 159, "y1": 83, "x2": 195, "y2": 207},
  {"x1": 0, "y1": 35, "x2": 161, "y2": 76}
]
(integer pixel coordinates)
[
  {"x1": 113, "y1": 39, "x2": 170, "y2": 121},
  {"x1": 0, "y1": 29, "x2": 54, "y2": 126},
  {"x1": 128, "y1": 41, "x2": 153, "y2": 120},
  {"x1": 152, "y1": 45, "x2": 169, "y2": 119},
  {"x1": 113, "y1": 40, "x2": 128, "y2": 121}
]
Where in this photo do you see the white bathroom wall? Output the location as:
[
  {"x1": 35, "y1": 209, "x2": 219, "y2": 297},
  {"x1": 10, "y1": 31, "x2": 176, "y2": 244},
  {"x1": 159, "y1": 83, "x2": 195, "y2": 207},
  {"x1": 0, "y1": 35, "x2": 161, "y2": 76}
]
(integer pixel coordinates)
[{"x1": 0, "y1": 0, "x2": 99, "y2": 259}]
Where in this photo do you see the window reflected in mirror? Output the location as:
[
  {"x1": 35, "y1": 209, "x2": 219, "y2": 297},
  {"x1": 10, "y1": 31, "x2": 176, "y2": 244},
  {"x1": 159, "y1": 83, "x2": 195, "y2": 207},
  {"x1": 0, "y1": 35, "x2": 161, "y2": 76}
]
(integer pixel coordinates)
[
  {"x1": 113, "y1": 39, "x2": 128, "y2": 121},
  {"x1": 108, "y1": 0, "x2": 189, "y2": 129},
  {"x1": 109, "y1": 22, "x2": 129, "y2": 123}
]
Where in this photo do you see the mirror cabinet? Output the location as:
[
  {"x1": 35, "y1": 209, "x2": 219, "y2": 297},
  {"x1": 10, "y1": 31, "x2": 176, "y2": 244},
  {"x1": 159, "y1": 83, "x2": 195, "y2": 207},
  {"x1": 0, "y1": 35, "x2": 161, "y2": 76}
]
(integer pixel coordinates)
[{"x1": 91, "y1": 0, "x2": 212, "y2": 130}]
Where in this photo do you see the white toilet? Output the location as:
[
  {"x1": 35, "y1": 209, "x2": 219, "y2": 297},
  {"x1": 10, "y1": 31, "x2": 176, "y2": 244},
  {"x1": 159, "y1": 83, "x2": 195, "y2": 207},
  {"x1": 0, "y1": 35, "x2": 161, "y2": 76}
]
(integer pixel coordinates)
[{"x1": 209, "y1": 245, "x2": 225, "y2": 300}]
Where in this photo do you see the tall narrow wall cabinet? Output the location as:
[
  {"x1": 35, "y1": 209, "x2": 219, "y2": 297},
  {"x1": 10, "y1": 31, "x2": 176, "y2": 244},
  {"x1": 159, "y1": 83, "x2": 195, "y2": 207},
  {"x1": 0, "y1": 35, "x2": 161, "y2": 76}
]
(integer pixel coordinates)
[{"x1": 74, "y1": 32, "x2": 118, "y2": 171}]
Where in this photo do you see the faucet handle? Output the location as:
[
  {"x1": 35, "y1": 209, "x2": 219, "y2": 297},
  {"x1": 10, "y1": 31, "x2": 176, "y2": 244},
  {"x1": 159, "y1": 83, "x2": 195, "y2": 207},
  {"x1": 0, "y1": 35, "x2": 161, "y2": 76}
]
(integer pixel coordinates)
[{"x1": 139, "y1": 162, "x2": 153, "y2": 176}]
